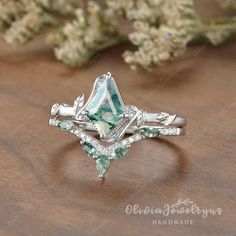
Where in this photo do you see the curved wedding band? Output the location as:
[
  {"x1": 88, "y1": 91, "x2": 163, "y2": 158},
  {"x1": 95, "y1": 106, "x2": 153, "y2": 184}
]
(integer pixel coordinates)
[{"x1": 49, "y1": 72, "x2": 187, "y2": 178}]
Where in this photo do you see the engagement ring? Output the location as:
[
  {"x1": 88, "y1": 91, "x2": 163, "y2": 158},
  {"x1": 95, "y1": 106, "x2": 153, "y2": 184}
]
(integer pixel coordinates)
[{"x1": 49, "y1": 72, "x2": 187, "y2": 178}]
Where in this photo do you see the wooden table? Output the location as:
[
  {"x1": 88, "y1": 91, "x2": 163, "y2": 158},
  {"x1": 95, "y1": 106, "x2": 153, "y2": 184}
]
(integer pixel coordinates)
[{"x1": 0, "y1": 27, "x2": 235, "y2": 235}]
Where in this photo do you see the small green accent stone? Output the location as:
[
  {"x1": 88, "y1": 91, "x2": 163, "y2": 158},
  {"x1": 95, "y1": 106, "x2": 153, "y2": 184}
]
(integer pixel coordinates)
[
  {"x1": 49, "y1": 118, "x2": 60, "y2": 126},
  {"x1": 59, "y1": 120, "x2": 74, "y2": 131},
  {"x1": 82, "y1": 142, "x2": 96, "y2": 158},
  {"x1": 96, "y1": 155, "x2": 110, "y2": 176},
  {"x1": 114, "y1": 147, "x2": 129, "y2": 160},
  {"x1": 143, "y1": 128, "x2": 160, "y2": 138}
]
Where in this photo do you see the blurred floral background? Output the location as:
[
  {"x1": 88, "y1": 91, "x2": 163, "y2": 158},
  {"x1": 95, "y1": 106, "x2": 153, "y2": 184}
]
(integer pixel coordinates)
[{"x1": 0, "y1": 0, "x2": 236, "y2": 70}]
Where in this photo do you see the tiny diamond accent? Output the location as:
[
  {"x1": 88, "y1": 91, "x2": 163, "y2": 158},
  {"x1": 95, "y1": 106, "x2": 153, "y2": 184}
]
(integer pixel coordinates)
[
  {"x1": 129, "y1": 137, "x2": 134, "y2": 143},
  {"x1": 122, "y1": 140, "x2": 128, "y2": 145},
  {"x1": 96, "y1": 146, "x2": 103, "y2": 152},
  {"x1": 73, "y1": 129, "x2": 81, "y2": 136}
]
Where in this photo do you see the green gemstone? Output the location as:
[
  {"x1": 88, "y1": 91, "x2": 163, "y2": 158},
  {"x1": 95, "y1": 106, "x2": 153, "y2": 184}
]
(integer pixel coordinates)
[
  {"x1": 143, "y1": 128, "x2": 160, "y2": 138},
  {"x1": 49, "y1": 118, "x2": 60, "y2": 126},
  {"x1": 59, "y1": 120, "x2": 74, "y2": 131},
  {"x1": 82, "y1": 142, "x2": 96, "y2": 158},
  {"x1": 86, "y1": 74, "x2": 125, "y2": 136},
  {"x1": 96, "y1": 155, "x2": 110, "y2": 177},
  {"x1": 114, "y1": 147, "x2": 129, "y2": 160}
]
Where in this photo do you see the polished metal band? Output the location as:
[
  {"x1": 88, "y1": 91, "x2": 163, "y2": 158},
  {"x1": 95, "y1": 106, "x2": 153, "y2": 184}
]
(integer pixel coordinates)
[
  {"x1": 49, "y1": 72, "x2": 187, "y2": 178},
  {"x1": 51, "y1": 104, "x2": 186, "y2": 137}
]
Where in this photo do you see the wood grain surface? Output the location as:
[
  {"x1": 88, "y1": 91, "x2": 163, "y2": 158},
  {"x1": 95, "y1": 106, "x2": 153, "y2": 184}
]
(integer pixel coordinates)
[{"x1": 0, "y1": 13, "x2": 236, "y2": 236}]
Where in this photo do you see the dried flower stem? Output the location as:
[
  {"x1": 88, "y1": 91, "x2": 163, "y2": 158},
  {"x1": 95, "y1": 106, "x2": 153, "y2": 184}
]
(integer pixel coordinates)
[{"x1": 1, "y1": 0, "x2": 236, "y2": 70}]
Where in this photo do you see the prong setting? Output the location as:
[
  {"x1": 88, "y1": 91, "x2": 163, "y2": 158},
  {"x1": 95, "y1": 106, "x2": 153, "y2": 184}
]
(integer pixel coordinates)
[{"x1": 49, "y1": 72, "x2": 186, "y2": 178}]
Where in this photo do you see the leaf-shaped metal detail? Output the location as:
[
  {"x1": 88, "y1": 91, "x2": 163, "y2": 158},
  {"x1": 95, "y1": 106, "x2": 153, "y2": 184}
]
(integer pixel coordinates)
[
  {"x1": 51, "y1": 103, "x2": 60, "y2": 116},
  {"x1": 157, "y1": 112, "x2": 176, "y2": 126},
  {"x1": 164, "y1": 114, "x2": 177, "y2": 126},
  {"x1": 74, "y1": 94, "x2": 85, "y2": 119}
]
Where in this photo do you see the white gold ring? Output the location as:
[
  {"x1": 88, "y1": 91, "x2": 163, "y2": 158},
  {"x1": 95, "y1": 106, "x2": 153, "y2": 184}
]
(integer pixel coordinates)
[{"x1": 49, "y1": 72, "x2": 187, "y2": 178}]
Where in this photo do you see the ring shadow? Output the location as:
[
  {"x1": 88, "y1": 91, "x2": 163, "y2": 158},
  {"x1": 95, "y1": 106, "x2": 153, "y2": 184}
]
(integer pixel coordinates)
[{"x1": 49, "y1": 138, "x2": 188, "y2": 203}]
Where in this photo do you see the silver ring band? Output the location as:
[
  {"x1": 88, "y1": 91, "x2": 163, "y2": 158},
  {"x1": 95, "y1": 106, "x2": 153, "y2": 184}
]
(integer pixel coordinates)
[
  {"x1": 53, "y1": 105, "x2": 186, "y2": 128},
  {"x1": 49, "y1": 72, "x2": 187, "y2": 178}
]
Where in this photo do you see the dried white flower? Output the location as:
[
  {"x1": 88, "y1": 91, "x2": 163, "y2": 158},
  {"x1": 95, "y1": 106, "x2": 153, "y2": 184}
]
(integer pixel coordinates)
[
  {"x1": 4, "y1": 7, "x2": 55, "y2": 45},
  {"x1": 47, "y1": 1, "x2": 122, "y2": 66},
  {"x1": 108, "y1": 0, "x2": 236, "y2": 70},
  {"x1": 1, "y1": 0, "x2": 236, "y2": 71}
]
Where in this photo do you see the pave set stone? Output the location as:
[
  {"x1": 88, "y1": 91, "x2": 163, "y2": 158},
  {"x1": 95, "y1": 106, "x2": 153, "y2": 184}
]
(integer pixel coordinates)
[
  {"x1": 158, "y1": 128, "x2": 181, "y2": 136},
  {"x1": 108, "y1": 112, "x2": 136, "y2": 140},
  {"x1": 49, "y1": 113, "x2": 159, "y2": 177},
  {"x1": 51, "y1": 118, "x2": 133, "y2": 177}
]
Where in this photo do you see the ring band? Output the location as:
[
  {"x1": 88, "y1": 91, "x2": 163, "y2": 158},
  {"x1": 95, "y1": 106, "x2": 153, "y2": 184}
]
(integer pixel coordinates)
[{"x1": 49, "y1": 72, "x2": 187, "y2": 178}]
